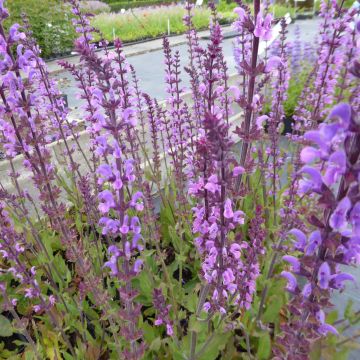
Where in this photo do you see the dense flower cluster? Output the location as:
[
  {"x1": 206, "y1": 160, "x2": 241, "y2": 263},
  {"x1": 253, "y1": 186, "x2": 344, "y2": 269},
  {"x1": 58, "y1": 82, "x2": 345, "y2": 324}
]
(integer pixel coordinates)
[
  {"x1": 277, "y1": 102, "x2": 360, "y2": 358},
  {"x1": 0, "y1": 0, "x2": 359, "y2": 359}
]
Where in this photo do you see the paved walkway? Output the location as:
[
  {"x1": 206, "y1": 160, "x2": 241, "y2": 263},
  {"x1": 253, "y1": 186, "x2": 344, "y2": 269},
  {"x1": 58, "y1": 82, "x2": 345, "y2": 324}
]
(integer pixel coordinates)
[{"x1": 45, "y1": 25, "x2": 231, "y2": 75}]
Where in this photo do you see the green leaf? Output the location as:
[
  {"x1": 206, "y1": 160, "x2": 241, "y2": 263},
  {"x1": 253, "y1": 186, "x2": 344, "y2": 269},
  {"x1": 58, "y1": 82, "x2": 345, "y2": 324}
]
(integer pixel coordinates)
[
  {"x1": 149, "y1": 337, "x2": 162, "y2": 352},
  {"x1": 326, "y1": 310, "x2": 338, "y2": 325},
  {"x1": 168, "y1": 226, "x2": 182, "y2": 253},
  {"x1": 197, "y1": 332, "x2": 231, "y2": 360},
  {"x1": 257, "y1": 332, "x2": 271, "y2": 360},
  {"x1": 262, "y1": 296, "x2": 283, "y2": 324},
  {"x1": 0, "y1": 315, "x2": 13, "y2": 337}
]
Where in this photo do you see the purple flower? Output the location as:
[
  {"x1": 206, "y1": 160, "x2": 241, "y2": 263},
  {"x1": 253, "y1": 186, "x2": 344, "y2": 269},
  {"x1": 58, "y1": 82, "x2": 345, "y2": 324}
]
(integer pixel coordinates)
[
  {"x1": 254, "y1": 12, "x2": 273, "y2": 41},
  {"x1": 224, "y1": 199, "x2": 234, "y2": 219},
  {"x1": 305, "y1": 230, "x2": 322, "y2": 256},
  {"x1": 256, "y1": 115, "x2": 269, "y2": 130},
  {"x1": 130, "y1": 191, "x2": 144, "y2": 211},
  {"x1": 233, "y1": 7, "x2": 246, "y2": 21},
  {"x1": 203, "y1": 302, "x2": 211, "y2": 312},
  {"x1": 330, "y1": 273, "x2": 355, "y2": 290},
  {"x1": 265, "y1": 56, "x2": 282, "y2": 72},
  {"x1": 302, "y1": 283, "x2": 312, "y2": 298},
  {"x1": 329, "y1": 197, "x2": 351, "y2": 231},
  {"x1": 281, "y1": 271, "x2": 297, "y2": 291},
  {"x1": 328, "y1": 103, "x2": 351, "y2": 130},
  {"x1": 120, "y1": 215, "x2": 129, "y2": 234},
  {"x1": 230, "y1": 243, "x2": 242, "y2": 259},
  {"x1": 283, "y1": 255, "x2": 300, "y2": 272},
  {"x1": 9, "y1": 24, "x2": 25, "y2": 42},
  {"x1": 298, "y1": 166, "x2": 323, "y2": 194},
  {"x1": 130, "y1": 216, "x2": 141, "y2": 234},
  {"x1": 300, "y1": 147, "x2": 321, "y2": 163},
  {"x1": 350, "y1": 202, "x2": 360, "y2": 235},
  {"x1": 166, "y1": 324, "x2": 174, "y2": 336},
  {"x1": 97, "y1": 164, "x2": 113, "y2": 184},
  {"x1": 233, "y1": 210, "x2": 245, "y2": 224},
  {"x1": 318, "y1": 262, "x2": 331, "y2": 289},
  {"x1": 133, "y1": 259, "x2": 143, "y2": 274},
  {"x1": 318, "y1": 323, "x2": 339, "y2": 336},
  {"x1": 323, "y1": 150, "x2": 346, "y2": 186},
  {"x1": 289, "y1": 228, "x2": 307, "y2": 250},
  {"x1": 98, "y1": 190, "x2": 115, "y2": 214},
  {"x1": 233, "y1": 166, "x2": 245, "y2": 176},
  {"x1": 204, "y1": 174, "x2": 220, "y2": 194}
]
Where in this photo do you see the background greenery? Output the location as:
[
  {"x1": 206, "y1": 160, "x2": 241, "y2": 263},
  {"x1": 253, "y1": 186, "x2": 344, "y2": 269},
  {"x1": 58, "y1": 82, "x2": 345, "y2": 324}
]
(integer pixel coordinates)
[
  {"x1": 4, "y1": 0, "x2": 296, "y2": 58},
  {"x1": 4, "y1": 0, "x2": 75, "y2": 59}
]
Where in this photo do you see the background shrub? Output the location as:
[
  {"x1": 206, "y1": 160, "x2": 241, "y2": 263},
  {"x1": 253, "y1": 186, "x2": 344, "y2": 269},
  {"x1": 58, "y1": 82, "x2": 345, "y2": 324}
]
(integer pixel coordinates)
[
  {"x1": 4, "y1": 0, "x2": 75, "y2": 59},
  {"x1": 79, "y1": 0, "x2": 111, "y2": 14}
]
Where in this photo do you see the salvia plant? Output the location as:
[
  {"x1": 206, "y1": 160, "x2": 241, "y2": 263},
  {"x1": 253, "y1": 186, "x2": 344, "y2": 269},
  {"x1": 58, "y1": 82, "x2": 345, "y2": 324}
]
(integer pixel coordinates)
[{"x1": 0, "y1": 0, "x2": 359, "y2": 359}]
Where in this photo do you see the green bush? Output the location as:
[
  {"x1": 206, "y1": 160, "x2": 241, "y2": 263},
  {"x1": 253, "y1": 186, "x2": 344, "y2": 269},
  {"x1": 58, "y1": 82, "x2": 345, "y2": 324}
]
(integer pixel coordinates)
[{"x1": 4, "y1": 0, "x2": 76, "y2": 59}]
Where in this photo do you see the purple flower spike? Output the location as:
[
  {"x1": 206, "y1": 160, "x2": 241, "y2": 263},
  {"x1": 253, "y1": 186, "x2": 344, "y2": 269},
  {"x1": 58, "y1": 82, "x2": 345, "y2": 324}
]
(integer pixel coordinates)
[
  {"x1": 318, "y1": 262, "x2": 331, "y2": 289},
  {"x1": 329, "y1": 197, "x2": 351, "y2": 231},
  {"x1": 281, "y1": 271, "x2": 297, "y2": 291}
]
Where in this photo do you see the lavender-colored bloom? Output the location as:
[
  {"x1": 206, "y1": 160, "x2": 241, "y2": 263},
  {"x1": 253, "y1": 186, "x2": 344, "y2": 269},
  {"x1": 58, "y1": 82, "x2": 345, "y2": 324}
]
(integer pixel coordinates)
[
  {"x1": 298, "y1": 166, "x2": 323, "y2": 194},
  {"x1": 329, "y1": 197, "x2": 351, "y2": 230},
  {"x1": 300, "y1": 147, "x2": 321, "y2": 163},
  {"x1": 318, "y1": 262, "x2": 331, "y2": 289},
  {"x1": 302, "y1": 283, "x2": 312, "y2": 298},
  {"x1": 330, "y1": 273, "x2": 355, "y2": 290},
  {"x1": 254, "y1": 12, "x2": 272, "y2": 41},
  {"x1": 281, "y1": 271, "x2": 297, "y2": 292},
  {"x1": 224, "y1": 199, "x2": 234, "y2": 219},
  {"x1": 305, "y1": 230, "x2": 322, "y2": 256},
  {"x1": 98, "y1": 190, "x2": 115, "y2": 214},
  {"x1": 329, "y1": 103, "x2": 351, "y2": 129},
  {"x1": 350, "y1": 202, "x2": 360, "y2": 235},
  {"x1": 289, "y1": 229, "x2": 307, "y2": 250},
  {"x1": 323, "y1": 150, "x2": 346, "y2": 186},
  {"x1": 282, "y1": 255, "x2": 300, "y2": 272}
]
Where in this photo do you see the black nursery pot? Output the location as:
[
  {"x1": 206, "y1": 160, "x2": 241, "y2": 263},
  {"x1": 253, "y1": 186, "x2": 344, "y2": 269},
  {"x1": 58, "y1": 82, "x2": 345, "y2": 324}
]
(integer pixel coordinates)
[
  {"x1": 262, "y1": 115, "x2": 294, "y2": 135},
  {"x1": 282, "y1": 116, "x2": 294, "y2": 135}
]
